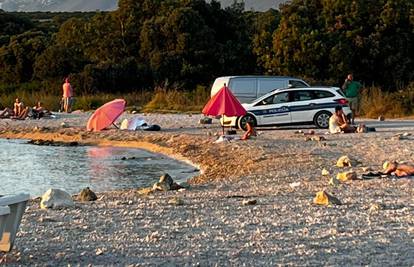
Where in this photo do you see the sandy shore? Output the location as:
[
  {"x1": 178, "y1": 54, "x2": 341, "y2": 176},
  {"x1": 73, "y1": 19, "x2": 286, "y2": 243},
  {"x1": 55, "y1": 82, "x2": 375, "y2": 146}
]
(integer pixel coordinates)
[{"x1": 0, "y1": 113, "x2": 413, "y2": 266}]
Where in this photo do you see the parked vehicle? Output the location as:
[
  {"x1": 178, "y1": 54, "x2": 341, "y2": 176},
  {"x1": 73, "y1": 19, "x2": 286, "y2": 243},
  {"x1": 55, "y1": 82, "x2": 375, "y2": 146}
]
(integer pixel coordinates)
[
  {"x1": 221, "y1": 87, "x2": 352, "y2": 129},
  {"x1": 211, "y1": 76, "x2": 310, "y2": 103}
]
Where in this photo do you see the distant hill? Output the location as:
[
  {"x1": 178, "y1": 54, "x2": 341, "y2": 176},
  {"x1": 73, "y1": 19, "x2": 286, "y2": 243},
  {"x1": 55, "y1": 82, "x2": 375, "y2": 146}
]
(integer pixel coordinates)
[
  {"x1": 0, "y1": 0, "x2": 118, "y2": 12},
  {"x1": 212, "y1": 0, "x2": 285, "y2": 11},
  {"x1": 0, "y1": 0, "x2": 284, "y2": 12}
]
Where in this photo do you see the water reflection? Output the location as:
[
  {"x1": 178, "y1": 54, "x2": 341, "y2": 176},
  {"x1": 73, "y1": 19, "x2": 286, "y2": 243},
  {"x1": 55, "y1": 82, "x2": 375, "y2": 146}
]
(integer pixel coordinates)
[{"x1": 0, "y1": 139, "x2": 196, "y2": 196}]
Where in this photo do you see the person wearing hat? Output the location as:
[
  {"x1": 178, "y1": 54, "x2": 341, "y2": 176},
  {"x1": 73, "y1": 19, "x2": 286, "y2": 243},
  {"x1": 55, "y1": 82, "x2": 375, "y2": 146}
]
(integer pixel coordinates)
[{"x1": 62, "y1": 78, "x2": 73, "y2": 113}]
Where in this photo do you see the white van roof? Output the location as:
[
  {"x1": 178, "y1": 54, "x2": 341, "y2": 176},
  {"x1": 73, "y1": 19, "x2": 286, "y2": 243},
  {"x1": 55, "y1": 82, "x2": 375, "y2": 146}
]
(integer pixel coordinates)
[{"x1": 217, "y1": 75, "x2": 304, "y2": 80}]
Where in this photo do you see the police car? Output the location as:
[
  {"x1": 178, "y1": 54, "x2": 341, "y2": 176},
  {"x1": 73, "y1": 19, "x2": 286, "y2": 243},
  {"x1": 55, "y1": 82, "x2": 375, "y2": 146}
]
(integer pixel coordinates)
[{"x1": 224, "y1": 87, "x2": 352, "y2": 130}]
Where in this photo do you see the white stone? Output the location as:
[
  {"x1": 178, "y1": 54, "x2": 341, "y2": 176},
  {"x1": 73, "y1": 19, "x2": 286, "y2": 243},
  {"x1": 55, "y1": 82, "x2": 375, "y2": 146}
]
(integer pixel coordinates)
[{"x1": 40, "y1": 189, "x2": 75, "y2": 209}]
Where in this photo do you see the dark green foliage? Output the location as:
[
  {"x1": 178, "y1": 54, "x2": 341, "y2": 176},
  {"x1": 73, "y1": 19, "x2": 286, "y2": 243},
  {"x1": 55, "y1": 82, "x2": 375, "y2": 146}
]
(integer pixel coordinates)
[
  {"x1": 0, "y1": 0, "x2": 413, "y2": 96},
  {"x1": 267, "y1": 0, "x2": 414, "y2": 88}
]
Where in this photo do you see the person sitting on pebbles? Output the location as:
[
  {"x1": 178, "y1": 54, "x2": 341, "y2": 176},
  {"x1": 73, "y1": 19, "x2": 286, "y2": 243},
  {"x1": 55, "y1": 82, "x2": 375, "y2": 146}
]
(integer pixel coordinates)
[
  {"x1": 241, "y1": 122, "x2": 256, "y2": 140},
  {"x1": 13, "y1": 97, "x2": 25, "y2": 116},
  {"x1": 32, "y1": 101, "x2": 52, "y2": 118},
  {"x1": 329, "y1": 106, "x2": 366, "y2": 134},
  {"x1": 0, "y1": 98, "x2": 25, "y2": 118},
  {"x1": 383, "y1": 161, "x2": 414, "y2": 177}
]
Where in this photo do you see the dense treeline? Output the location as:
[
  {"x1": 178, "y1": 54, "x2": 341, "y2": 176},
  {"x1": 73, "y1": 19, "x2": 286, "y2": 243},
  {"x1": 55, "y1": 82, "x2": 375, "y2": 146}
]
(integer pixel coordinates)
[{"x1": 0, "y1": 0, "x2": 413, "y2": 96}]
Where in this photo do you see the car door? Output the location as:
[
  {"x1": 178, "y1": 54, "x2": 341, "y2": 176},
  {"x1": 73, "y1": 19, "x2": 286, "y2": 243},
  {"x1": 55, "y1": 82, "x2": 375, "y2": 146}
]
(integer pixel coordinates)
[
  {"x1": 289, "y1": 90, "x2": 316, "y2": 123},
  {"x1": 249, "y1": 91, "x2": 292, "y2": 125}
]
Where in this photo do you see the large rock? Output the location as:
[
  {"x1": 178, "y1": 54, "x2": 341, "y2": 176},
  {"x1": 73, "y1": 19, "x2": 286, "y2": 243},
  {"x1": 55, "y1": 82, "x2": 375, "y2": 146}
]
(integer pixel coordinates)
[
  {"x1": 336, "y1": 156, "x2": 358, "y2": 168},
  {"x1": 78, "y1": 187, "x2": 97, "y2": 202},
  {"x1": 152, "y1": 174, "x2": 185, "y2": 192},
  {"x1": 199, "y1": 117, "x2": 212, "y2": 125},
  {"x1": 313, "y1": 191, "x2": 342, "y2": 206},
  {"x1": 159, "y1": 174, "x2": 174, "y2": 188},
  {"x1": 336, "y1": 171, "x2": 357, "y2": 182},
  {"x1": 40, "y1": 189, "x2": 75, "y2": 209}
]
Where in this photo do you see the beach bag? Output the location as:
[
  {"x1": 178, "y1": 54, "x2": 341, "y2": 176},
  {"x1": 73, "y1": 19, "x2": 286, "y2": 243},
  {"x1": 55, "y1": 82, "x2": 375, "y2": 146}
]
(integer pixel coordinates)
[{"x1": 142, "y1": 125, "x2": 161, "y2": 131}]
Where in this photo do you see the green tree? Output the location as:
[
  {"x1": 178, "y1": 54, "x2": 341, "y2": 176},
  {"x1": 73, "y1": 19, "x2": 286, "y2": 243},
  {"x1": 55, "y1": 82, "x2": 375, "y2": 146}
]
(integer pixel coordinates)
[{"x1": 0, "y1": 31, "x2": 47, "y2": 83}]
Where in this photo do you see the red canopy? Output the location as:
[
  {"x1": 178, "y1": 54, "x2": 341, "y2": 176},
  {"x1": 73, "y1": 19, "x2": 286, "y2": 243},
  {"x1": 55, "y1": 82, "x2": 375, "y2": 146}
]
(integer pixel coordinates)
[
  {"x1": 87, "y1": 99, "x2": 126, "y2": 132},
  {"x1": 202, "y1": 85, "x2": 246, "y2": 117}
]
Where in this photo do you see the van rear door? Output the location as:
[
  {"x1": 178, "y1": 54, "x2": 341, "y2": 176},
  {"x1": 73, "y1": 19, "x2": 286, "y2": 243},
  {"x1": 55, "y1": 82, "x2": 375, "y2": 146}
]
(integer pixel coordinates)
[
  {"x1": 257, "y1": 79, "x2": 287, "y2": 98},
  {"x1": 211, "y1": 77, "x2": 230, "y2": 97},
  {"x1": 228, "y1": 77, "x2": 257, "y2": 103}
]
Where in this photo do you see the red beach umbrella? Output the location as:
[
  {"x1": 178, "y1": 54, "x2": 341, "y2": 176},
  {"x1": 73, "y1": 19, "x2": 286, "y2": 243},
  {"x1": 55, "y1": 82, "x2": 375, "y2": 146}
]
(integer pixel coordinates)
[
  {"x1": 202, "y1": 85, "x2": 246, "y2": 135},
  {"x1": 87, "y1": 99, "x2": 126, "y2": 132}
]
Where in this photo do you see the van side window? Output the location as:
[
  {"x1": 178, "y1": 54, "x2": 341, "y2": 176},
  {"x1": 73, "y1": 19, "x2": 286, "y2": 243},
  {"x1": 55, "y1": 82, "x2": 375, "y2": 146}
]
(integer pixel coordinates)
[
  {"x1": 258, "y1": 80, "x2": 286, "y2": 96},
  {"x1": 289, "y1": 80, "x2": 308, "y2": 88},
  {"x1": 230, "y1": 78, "x2": 256, "y2": 96}
]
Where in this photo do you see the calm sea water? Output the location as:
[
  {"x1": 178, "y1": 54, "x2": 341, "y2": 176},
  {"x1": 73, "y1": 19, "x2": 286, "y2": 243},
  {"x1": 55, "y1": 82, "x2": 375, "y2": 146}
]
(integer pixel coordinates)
[{"x1": 0, "y1": 139, "x2": 198, "y2": 197}]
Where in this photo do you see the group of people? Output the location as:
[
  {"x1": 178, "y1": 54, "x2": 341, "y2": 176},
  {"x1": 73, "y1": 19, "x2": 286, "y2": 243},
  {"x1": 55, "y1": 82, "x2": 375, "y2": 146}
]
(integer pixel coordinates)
[
  {"x1": 0, "y1": 98, "x2": 50, "y2": 120},
  {"x1": 329, "y1": 73, "x2": 364, "y2": 134},
  {"x1": 0, "y1": 77, "x2": 73, "y2": 120}
]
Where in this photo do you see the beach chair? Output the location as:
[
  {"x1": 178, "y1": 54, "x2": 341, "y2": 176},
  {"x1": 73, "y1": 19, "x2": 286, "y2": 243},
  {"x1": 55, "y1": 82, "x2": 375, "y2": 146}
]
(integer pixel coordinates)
[
  {"x1": 0, "y1": 206, "x2": 10, "y2": 239},
  {"x1": 0, "y1": 194, "x2": 30, "y2": 252}
]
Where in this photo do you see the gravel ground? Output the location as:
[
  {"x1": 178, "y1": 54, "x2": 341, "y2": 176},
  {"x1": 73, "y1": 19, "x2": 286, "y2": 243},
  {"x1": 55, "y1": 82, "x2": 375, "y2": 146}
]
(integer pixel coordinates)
[{"x1": 0, "y1": 113, "x2": 413, "y2": 266}]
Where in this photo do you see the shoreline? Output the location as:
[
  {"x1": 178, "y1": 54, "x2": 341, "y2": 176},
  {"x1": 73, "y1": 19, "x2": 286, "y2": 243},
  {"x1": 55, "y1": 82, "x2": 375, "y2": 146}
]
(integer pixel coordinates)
[
  {"x1": 0, "y1": 131, "x2": 205, "y2": 183},
  {"x1": 0, "y1": 113, "x2": 413, "y2": 265}
]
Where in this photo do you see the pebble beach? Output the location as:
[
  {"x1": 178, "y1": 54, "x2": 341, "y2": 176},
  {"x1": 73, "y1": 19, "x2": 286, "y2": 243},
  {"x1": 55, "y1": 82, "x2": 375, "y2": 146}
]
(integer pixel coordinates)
[{"x1": 0, "y1": 112, "x2": 413, "y2": 266}]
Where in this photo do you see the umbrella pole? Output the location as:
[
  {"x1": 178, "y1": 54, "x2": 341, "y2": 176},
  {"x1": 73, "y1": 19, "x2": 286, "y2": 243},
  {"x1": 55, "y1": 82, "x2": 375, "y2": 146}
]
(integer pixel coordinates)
[
  {"x1": 222, "y1": 114, "x2": 225, "y2": 136},
  {"x1": 113, "y1": 123, "x2": 119, "y2": 129}
]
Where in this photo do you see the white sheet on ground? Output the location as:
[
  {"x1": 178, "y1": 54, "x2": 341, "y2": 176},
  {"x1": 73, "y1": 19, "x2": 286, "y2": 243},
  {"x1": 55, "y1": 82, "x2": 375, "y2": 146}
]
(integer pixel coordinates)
[{"x1": 120, "y1": 117, "x2": 147, "y2": 130}]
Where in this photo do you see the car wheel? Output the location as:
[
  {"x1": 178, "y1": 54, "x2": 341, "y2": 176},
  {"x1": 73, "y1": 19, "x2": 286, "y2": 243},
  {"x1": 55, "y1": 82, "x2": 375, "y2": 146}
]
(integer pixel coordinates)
[
  {"x1": 314, "y1": 111, "x2": 332, "y2": 129},
  {"x1": 233, "y1": 117, "x2": 240, "y2": 130},
  {"x1": 238, "y1": 114, "x2": 257, "y2": 131}
]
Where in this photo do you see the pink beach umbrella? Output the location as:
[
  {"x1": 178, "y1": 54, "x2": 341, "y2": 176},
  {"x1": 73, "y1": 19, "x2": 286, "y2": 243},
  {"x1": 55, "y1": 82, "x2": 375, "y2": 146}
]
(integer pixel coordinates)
[
  {"x1": 202, "y1": 84, "x2": 246, "y2": 135},
  {"x1": 86, "y1": 99, "x2": 126, "y2": 132}
]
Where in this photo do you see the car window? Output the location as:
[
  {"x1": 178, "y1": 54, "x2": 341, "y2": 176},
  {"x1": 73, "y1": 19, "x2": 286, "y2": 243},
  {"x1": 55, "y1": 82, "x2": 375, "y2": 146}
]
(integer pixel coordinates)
[
  {"x1": 313, "y1": 90, "x2": 335, "y2": 99},
  {"x1": 336, "y1": 89, "x2": 345, "y2": 97},
  {"x1": 256, "y1": 95, "x2": 274, "y2": 106},
  {"x1": 289, "y1": 80, "x2": 308, "y2": 88},
  {"x1": 292, "y1": 91, "x2": 313, "y2": 101},
  {"x1": 273, "y1": 92, "x2": 290, "y2": 104}
]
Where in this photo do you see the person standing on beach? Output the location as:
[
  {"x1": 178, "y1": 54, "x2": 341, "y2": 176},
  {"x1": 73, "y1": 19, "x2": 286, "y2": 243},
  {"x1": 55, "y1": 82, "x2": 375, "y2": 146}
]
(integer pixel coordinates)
[
  {"x1": 342, "y1": 74, "x2": 362, "y2": 124},
  {"x1": 62, "y1": 78, "x2": 73, "y2": 113}
]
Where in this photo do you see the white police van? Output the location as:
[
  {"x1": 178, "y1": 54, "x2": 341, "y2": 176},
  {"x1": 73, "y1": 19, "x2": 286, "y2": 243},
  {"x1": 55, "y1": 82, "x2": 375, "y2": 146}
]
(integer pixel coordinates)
[{"x1": 211, "y1": 76, "x2": 309, "y2": 104}]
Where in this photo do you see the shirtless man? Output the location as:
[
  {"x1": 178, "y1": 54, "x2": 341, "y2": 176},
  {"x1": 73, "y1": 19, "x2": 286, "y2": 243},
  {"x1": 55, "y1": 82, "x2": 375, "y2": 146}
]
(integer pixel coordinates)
[
  {"x1": 13, "y1": 98, "x2": 24, "y2": 116},
  {"x1": 0, "y1": 98, "x2": 24, "y2": 118},
  {"x1": 329, "y1": 106, "x2": 356, "y2": 133},
  {"x1": 62, "y1": 78, "x2": 73, "y2": 113}
]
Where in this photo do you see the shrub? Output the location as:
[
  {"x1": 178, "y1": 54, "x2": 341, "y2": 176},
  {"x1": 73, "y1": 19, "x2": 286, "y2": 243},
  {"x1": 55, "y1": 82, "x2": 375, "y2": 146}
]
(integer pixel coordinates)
[
  {"x1": 360, "y1": 83, "x2": 414, "y2": 118},
  {"x1": 144, "y1": 85, "x2": 210, "y2": 112}
]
